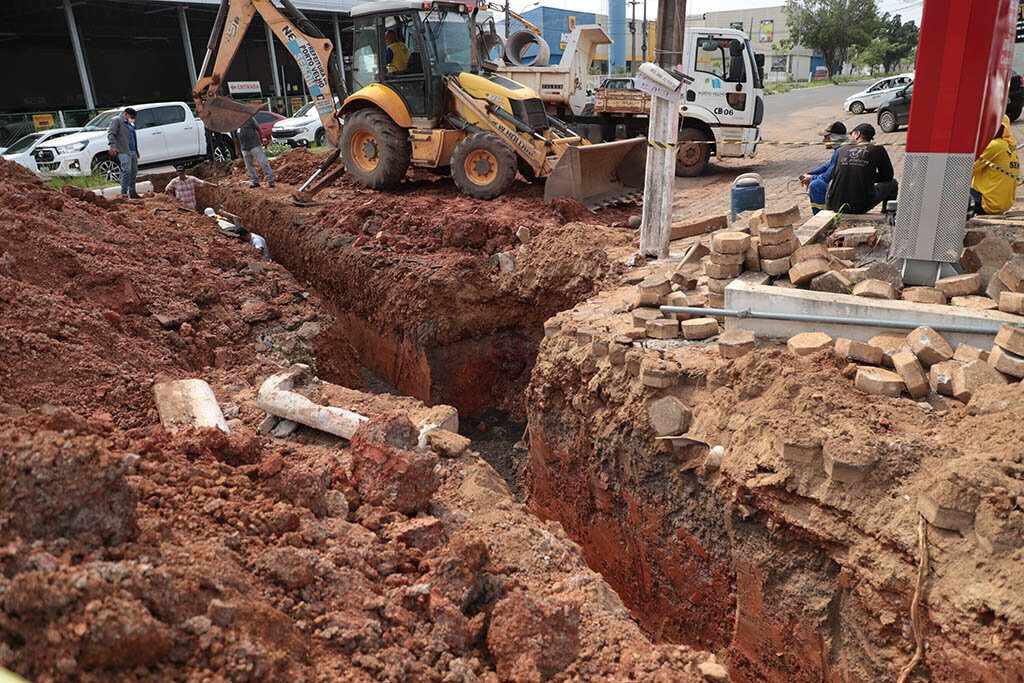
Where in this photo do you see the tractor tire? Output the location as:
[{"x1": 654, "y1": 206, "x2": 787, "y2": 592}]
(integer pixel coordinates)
[
  {"x1": 451, "y1": 132, "x2": 517, "y2": 200},
  {"x1": 675, "y1": 127, "x2": 711, "y2": 177},
  {"x1": 849, "y1": 101, "x2": 865, "y2": 115},
  {"x1": 92, "y1": 154, "x2": 121, "y2": 182},
  {"x1": 878, "y1": 110, "x2": 898, "y2": 134},
  {"x1": 341, "y1": 109, "x2": 410, "y2": 190}
]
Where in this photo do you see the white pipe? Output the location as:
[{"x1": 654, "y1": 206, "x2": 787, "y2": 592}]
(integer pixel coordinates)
[{"x1": 257, "y1": 365, "x2": 367, "y2": 438}]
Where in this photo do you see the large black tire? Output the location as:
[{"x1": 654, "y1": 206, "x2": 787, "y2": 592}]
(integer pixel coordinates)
[
  {"x1": 92, "y1": 154, "x2": 121, "y2": 182},
  {"x1": 212, "y1": 140, "x2": 233, "y2": 161},
  {"x1": 1008, "y1": 102, "x2": 1023, "y2": 123},
  {"x1": 341, "y1": 109, "x2": 410, "y2": 190},
  {"x1": 878, "y1": 110, "x2": 898, "y2": 134},
  {"x1": 675, "y1": 127, "x2": 711, "y2": 177},
  {"x1": 451, "y1": 132, "x2": 517, "y2": 200},
  {"x1": 849, "y1": 101, "x2": 865, "y2": 115}
]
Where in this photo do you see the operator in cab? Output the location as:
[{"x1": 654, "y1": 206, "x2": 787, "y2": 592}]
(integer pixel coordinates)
[
  {"x1": 971, "y1": 114, "x2": 1019, "y2": 215},
  {"x1": 825, "y1": 123, "x2": 898, "y2": 214},
  {"x1": 385, "y1": 29, "x2": 410, "y2": 73}
]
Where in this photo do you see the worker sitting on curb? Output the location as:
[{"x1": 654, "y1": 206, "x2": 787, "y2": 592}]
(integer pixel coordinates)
[
  {"x1": 825, "y1": 123, "x2": 898, "y2": 215},
  {"x1": 203, "y1": 207, "x2": 271, "y2": 262},
  {"x1": 165, "y1": 165, "x2": 217, "y2": 210},
  {"x1": 799, "y1": 121, "x2": 848, "y2": 215},
  {"x1": 971, "y1": 114, "x2": 1019, "y2": 215}
]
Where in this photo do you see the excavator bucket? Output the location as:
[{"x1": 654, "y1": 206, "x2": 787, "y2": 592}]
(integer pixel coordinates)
[
  {"x1": 544, "y1": 137, "x2": 647, "y2": 210},
  {"x1": 198, "y1": 96, "x2": 263, "y2": 133}
]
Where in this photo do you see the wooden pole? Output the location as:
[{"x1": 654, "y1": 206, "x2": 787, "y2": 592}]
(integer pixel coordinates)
[{"x1": 638, "y1": 64, "x2": 682, "y2": 258}]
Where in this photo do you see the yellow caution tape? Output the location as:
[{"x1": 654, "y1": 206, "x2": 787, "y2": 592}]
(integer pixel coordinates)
[
  {"x1": 647, "y1": 139, "x2": 907, "y2": 147},
  {"x1": 978, "y1": 156, "x2": 1024, "y2": 185}
]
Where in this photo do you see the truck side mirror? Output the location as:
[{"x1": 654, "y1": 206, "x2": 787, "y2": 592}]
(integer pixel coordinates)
[
  {"x1": 701, "y1": 39, "x2": 718, "y2": 52},
  {"x1": 754, "y1": 53, "x2": 765, "y2": 67}
]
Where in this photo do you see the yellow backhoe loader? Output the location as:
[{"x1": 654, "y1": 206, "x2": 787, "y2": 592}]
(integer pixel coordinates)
[{"x1": 193, "y1": 0, "x2": 644, "y2": 209}]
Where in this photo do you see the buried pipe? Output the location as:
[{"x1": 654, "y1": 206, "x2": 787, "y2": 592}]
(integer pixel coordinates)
[{"x1": 659, "y1": 306, "x2": 1010, "y2": 336}]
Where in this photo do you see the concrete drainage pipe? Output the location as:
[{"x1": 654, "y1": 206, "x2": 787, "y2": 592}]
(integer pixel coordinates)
[{"x1": 505, "y1": 30, "x2": 551, "y2": 66}]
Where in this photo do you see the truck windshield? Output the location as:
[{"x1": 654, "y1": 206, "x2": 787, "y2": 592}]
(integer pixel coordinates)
[
  {"x1": 81, "y1": 110, "x2": 120, "y2": 132},
  {"x1": 421, "y1": 8, "x2": 472, "y2": 74},
  {"x1": 4, "y1": 133, "x2": 45, "y2": 154}
]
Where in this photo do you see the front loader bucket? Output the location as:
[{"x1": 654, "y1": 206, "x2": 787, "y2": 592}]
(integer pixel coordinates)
[
  {"x1": 544, "y1": 137, "x2": 647, "y2": 210},
  {"x1": 198, "y1": 96, "x2": 263, "y2": 133}
]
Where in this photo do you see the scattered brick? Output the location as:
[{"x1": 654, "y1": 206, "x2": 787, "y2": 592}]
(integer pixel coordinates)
[
  {"x1": 758, "y1": 224, "x2": 796, "y2": 246},
  {"x1": 835, "y1": 338, "x2": 885, "y2": 365},
  {"x1": 907, "y1": 326, "x2": 954, "y2": 366},
  {"x1": 748, "y1": 208, "x2": 766, "y2": 235},
  {"x1": 988, "y1": 345, "x2": 1024, "y2": 378},
  {"x1": 999, "y1": 291, "x2": 1024, "y2": 314},
  {"x1": 902, "y1": 286, "x2": 946, "y2": 305},
  {"x1": 711, "y1": 231, "x2": 750, "y2": 254},
  {"x1": 790, "y1": 243, "x2": 831, "y2": 265},
  {"x1": 995, "y1": 323, "x2": 1024, "y2": 355},
  {"x1": 795, "y1": 210, "x2": 836, "y2": 246},
  {"x1": 958, "y1": 236, "x2": 1012, "y2": 273},
  {"x1": 669, "y1": 214, "x2": 729, "y2": 241},
  {"x1": 810, "y1": 270, "x2": 852, "y2": 294},
  {"x1": 892, "y1": 350, "x2": 930, "y2": 398},
  {"x1": 648, "y1": 396, "x2": 692, "y2": 436},
  {"x1": 708, "y1": 249, "x2": 745, "y2": 266},
  {"x1": 632, "y1": 307, "x2": 662, "y2": 329},
  {"x1": 868, "y1": 332, "x2": 910, "y2": 367},
  {"x1": 928, "y1": 360, "x2": 960, "y2": 395},
  {"x1": 632, "y1": 291, "x2": 660, "y2": 307},
  {"x1": 950, "y1": 295, "x2": 998, "y2": 310},
  {"x1": 1014, "y1": 237, "x2": 1024, "y2": 254},
  {"x1": 787, "y1": 332, "x2": 833, "y2": 356},
  {"x1": 934, "y1": 273, "x2": 982, "y2": 298},
  {"x1": 986, "y1": 273, "x2": 1009, "y2": 302},
  {"x1": 789, "y1": 258, "x2": 831, "y2": 286},
  {"x1": 744, "y1": 236, "x2": 761, "y2": 271},
  {"x1": 829, "y1": 246, "x2": 856, "y2": 260},
  {"x1": 704, "y1": 276, "x2": 730, "y2": 294},
  {"x1": 918, "y1": 489, "x2": 976, "y2": 532},
  {"x1": 765, "y1": 204, "x2": 801, "y2": 227},
  {"x1": 707, "y1": 292, "x2": 725, "y2": 308},
  {"x1": 640, "y1": 359, "x2": 680, "y2": 388},
  {"x1": 950, "y1": 360, "x2": 1007, "y2": 402},
  {"x1": 854, "y1": 366, "x2": 905, "y2": 397},
  {"x1": 852, "y1": 278, "x2": 895, "y2": 299},
  {"x1": 773, "y1": 434, "x2": 821, "y2": 464},
  {"x1": 758, "y1": 237, "x2": 799, "y2": 259},
  {"x1": 625, "y1": 350, "x2": 643, "y2": 376},
  {"x1": 997, "y1": 254, "x2": 1024, "y2": 292},
  {"x1": 680, "y1": 317, "x2": 720, "y2": 340},
  {"x1": 639, "y1": 273, "x2": 672, "y2": 296},
  {"x1": 646, "y1": 318, "x2": 680, "y2": 339},
  {"x1": 953, "y1": 344, "x2": 988, "y2": 363},
  {"x1": 718, "y1": 328, "x2": 756, "y2": 358},
  {"x1": 835, "y1": 226, "x2": 877, "y2": 246},
  {"x1": 822, "y1": 438, "x2": 878, "y2": 483},
  {"x1": 760, "y1": 256, "x2": 791, "y2": 275},
  {"x1": 703, "y1": 258, "x2": 742, "y2": 279}
]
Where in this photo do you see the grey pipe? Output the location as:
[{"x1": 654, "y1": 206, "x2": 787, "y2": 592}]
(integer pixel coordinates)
[{"x1": 659, "y1": 306, "x2": 1009, "y2": 336}]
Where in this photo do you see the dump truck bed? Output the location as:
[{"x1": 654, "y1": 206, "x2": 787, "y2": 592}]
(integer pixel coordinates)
[{"x1": 593, "y1": 88, "x2": 651, "y2": 115}]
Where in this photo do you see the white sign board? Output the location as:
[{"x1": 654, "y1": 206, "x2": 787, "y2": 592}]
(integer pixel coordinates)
[
  {"x1": 634, "y1": 71, "x2": 681, "y2": 102},
  {"x1": 228, "y1": 80, "x2": 262, "y2": 95}
]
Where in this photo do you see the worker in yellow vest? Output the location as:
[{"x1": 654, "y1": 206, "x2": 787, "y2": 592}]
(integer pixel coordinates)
[
  {"x1": 385, "y1": 29, "x2": 410, "y2": 73},
  {"x1": 971, "y1": 114, "x2": 1019, "y2": 215}
]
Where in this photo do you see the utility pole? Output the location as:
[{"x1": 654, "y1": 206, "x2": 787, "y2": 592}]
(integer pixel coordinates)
[
  {"x1": 655, "y1": 0, "x2": 685, "y2": 72},
  {"x1": 641, "y1": 0, "x2": 648, "y2": 63},
  {"x1": 504, "y1": 0, "x2": 510, "y2": 38},
  {"x1": 629, "y1": 0, "x2": 638, "y2": 74}
]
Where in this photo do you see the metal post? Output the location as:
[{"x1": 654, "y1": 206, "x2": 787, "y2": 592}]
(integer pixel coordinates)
[
  {"x1": 629, "y1": 0, "x2": 637, "y2": 74},
  {"x1": 641, "y1": 0, "x2": 648, "y2": 62},
  {"x1": 332, "y1": 13, "x2": 349, "y2": 99},
  {"x1": 178, "y1": 6, "x2": 198, "y2": 87},
  {"x1": 63, "y1": 0, "x2": 95, "y2": 109},
  {"x1": 266, "y1": 22, "x2": 283, "y2": 98},
  {"x1": 504, "y1": 0, "x2": 510, "y2": 38}
]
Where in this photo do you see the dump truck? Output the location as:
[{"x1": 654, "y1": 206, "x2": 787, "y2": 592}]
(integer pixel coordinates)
[{"x1": 495, "y1": 25, "x2": 765, "y2": 177}]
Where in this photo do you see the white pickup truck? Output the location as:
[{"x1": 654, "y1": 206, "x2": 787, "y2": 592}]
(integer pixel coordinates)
[
  {"x1": 33, "y1": 102, "x2": 235, "y2": 181},
  {"x1": 271, "y1": 98, "x2": 339, "y2": 148}
]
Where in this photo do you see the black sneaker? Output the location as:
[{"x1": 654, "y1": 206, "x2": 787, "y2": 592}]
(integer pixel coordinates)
[
  {"x1": 250, "y1": 182, "x2": 259, "y2": 188},
  {"x1": 268, "y1": 181, "x2": 275, "y2": 188},
  {"x1": 129, "y1": 192, "x2": 142, "y2": 199}
]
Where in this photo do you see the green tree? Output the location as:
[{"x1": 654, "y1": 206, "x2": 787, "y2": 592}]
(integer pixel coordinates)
[
  {"x1": 784, "y1": 0, "x2": 880, "y2": 77},
  {"x1": 856, "y1": 37, "x2": 894, "y2": 74},
  {"x1": 877, "y1": 12, "x2": 919, "y2": 72}
]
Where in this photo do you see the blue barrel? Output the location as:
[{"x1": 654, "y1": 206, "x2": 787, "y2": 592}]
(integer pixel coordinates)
[{"x1": 731, "y1": 173, "x2": 766, "y2": 221}]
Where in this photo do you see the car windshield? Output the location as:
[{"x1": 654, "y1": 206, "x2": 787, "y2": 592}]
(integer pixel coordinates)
[
  {"x1": 82, "y1": 110, "x2": 121, "y2": 131},
  {"x1": 293, "y1": 102, "x2": 316, "y2": 117},
  {"x1": 3, "y1": 132, "x2": 45, "y2": 154},
  {"x1": 422, "y1": 8, "x2": 472, "y2": 74}
]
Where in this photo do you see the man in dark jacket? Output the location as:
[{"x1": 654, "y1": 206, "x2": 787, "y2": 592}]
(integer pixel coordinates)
[
  {"x1": 106, "y1": 107, "x2": 141, "y2": 198},
  {"x1": 235, "y1": 115, "x2": 274, "y2": 188},
  {"x1": 825, "y1": 123, "x2": 898, "y2": 214}
]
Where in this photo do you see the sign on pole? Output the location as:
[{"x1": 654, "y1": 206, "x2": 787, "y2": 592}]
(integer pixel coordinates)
[{"x1": 228, "y1": 80, "x2": 262, "y2": 96}]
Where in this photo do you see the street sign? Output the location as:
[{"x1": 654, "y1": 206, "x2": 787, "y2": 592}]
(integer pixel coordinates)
[
  {"x1": 228, "y1": 80, "x2": 262, "y2": 95},
  {"x1": 635, "y1": 70, "x2": 681, "y2": 102}
]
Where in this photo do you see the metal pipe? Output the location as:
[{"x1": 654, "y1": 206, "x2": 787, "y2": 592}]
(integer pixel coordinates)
[
  {"x1": 266, "y1": 23, "x2": 283, "y2": 98},
  {"x1": 332, "y1": 14, "x2": 350, "y2": 99},
  {"x1": 63, "y1": 0, "x2": 95, "y2": 109},
  {"x1": 198, "y1": 0, "x2": 229, "y2": 81},
  {"x1": 279, "y1": 0, "x2": 325, "y2": 39},
  {"x1": 659, "y1": 306, "x2": 1009, "y2": 336},
  {"x1": 178, "y1": 6, "x2": 198, "y2": 87}
]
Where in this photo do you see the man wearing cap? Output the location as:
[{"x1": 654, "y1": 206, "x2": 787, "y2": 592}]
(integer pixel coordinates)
[
  {"x1": 164, "y1": 165, "x2": 217, "y2": 210},
  {"x1": 825, "y1": 123, "x2": 897, "y2": 214},
  {"x1": 106, "y1": 107, "x2": 141, "y2": 198},
  {"x1": 799, "y1": 121, "x2": 848, "y2": 214}
]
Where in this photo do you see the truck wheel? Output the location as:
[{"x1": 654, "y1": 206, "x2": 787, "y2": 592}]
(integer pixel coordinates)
[
  {"x1": 1008, "y1": 103, "x2": 1023, "y2": 122},
  {"x1": 92, "y1": 154, "x2": 121, "y2": 182},
  {"x1": 314, "y1": 128, "x2": 327, "y2": 147},
  {"x1": 212, "y1": 142, "x2": 233, "y2": 162},
  {"x1": 341, "y1": 109, "x2": 410, "y2": 190},
  {"x1": 675, "y1": 128, "x2": 711, "y2": 177},
  {"x1": 878, "y1": 110, "x2": 898, "y2": 134},
  {"x1": 849, "y1": 101, "x2": 865, "y2": 115},
  {"x1": 451, "y1": 133, "x2": 517, "y2": 200}
]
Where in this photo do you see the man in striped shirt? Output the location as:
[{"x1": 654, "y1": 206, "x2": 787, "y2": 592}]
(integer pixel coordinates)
[{"x1": 165, "y1": 165, "x2": 217, "y2": 210}]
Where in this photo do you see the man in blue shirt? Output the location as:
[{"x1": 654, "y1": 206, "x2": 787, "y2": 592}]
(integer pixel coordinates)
[
  {"x1": 106, "y1": 107, "x2": 140, "y2": 198},
  {"x1": 799, "y1": 121, "x2": 847, "y2": 214}
]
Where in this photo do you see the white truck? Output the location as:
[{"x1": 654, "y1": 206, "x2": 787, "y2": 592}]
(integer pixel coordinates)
[
  {"x1": 32, "y1": 102, "x2": 235, "y2": 182},
  {"x1": 271, "y1": 99, "x2": 338, "y2": 148},
  {"x1": 496, "y1": 25, "x2": 764, "y2": 176}
]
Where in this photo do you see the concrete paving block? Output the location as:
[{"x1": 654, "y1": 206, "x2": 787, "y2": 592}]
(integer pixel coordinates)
[
  {"x1": 995, "y1": 323, "x2": 1024, "y2": 355},
  {"x1": 591, "y1": 338, "x2": 609, "y2": 357},
  {"x1": 902, "y1": 287, "x2": 947, "y2": 305},
  {"x1": 646, "y1": 318, "x2": 680, "y2": 339},
  {"x1": 935, "y1": 273, "x2": 982, "y2": 298},
  {"x1": 744, "y1": 236, "x2": 761, "y2": 271},
  {"x1": 908, "y1": 326, "x2": 954, "y2": 367},
  {"x1": 703, "y1": 258, "x2": 742, "y2": 280},
  {"x1": 748, "y1": 208, "x2": 766, "y2": 235},
  {"x1": 608, "y1": 337, "x2": 631, "y2": 365},
  {"x1": 795, "y1": 210, "x2": 836, "y2": 246},
  {"x1": 758, "y1": 237, "x2": 799, "y2": 259},
  {"x1": 790, "y1": 243, "x2": 831, "y2": 265},
  {"x1": 670, "y1": 214, "x2": 729, "y2": 241},
  {"x1": 633, "y1": 291, "x2": 661, "y2": 308},
  {"x1": 953, "y1": 344, "x2": 988, "y2": 363},
  {"x1": 854, "y1": 366, "x2": 905, "y2": 397},
  {"x1": 543, "y1": 320, "x2": 561, "y2": 339},
  {"x1": 709, "y1": 249, "x2": 746, "y2": 266},
  {"x1": 707, "y1": 292, "x2": 725, "y2": 309},
  {"x1": 950, "y1": 360, "x2": 1007, "y2": 402},
  {"x1": 999, "y1": 291, "x2": 1024, "y2": 314},
  {"x1": 997, "y1": 255, "x2": 1024, "y2": 292},
  {"x1": 951, "y1": 295, "x2": 998, "y2": 310},
  {"x1": 639, "y1": 273, "x2": 672, "y2": 296},
  {"x1": 863, "y1": 262, "x2": 904, "y2": 292},
  {"x1": 891, "y1": 350, "x2": 930, "y2": 399},
  {"x1": 1014, "y1": 237, "x2": 1024, "y2": 254},
  {"x1": 789, "y1": 258, "x2": 830, "y2": 286},
  {"x1": 928, "y1": 360, "x2": 961, "y2": 396},
  {"x1": 787, "y1": 331, "x2": 833, "y2": 356},
  {"x1": 959, "y1": 236, "x2": 1012, "y2": 273},
  {"x1": 773, "y1": 434, "x2": 822, "y2": 464},
  {"x1": 718, "y1": 328, "x2": 756, "y2": 358},
  {"x1": 988, "y1": 345, "x2": 1024, "y2": 378},
  {"x1": 632, "y1": 307, "x2": 663, "y2": 329},
  {"x1": 810, "y1": 270, "x2": 852, "y2": 294},
  {"x1": 758, "y1": 224, "x2": 796, "y2": 247},
  {"x1": 829, "y1": 247, "x2": 856, "y2": 260},
  {"x1": 705, "y1": 276, "x2": 732, "y2": 294},
  {"x1": 835, "y1": 226, "x2": 877, "y2": 246},
  {"x1": 766, "y1": 204, "x2": 801, "y2": 227},
  {"x1": 868, "y1": 332, "x2": 910, "y2": 368},
  {"x1": 625, "y1": 350, "x2": 644, "y2": 376},
  {"x1": 711, "y1": 231, "x2": 750, "y2": 254},
  {"x1": 917, "y1": 487, "x2": 976, "y2": 532},
  {"x1": 760, "y1": 256, "x2": 791, "y2": 275},
  {"x1": 986, "y1": 273, "x2": 1009, "y2": 302},
  {"x1": 835, "y1": 337, "x2": 885, "y2": 365},
  {"x1": 680, "y1": 317, "x2": 720, "y2": 339},
  {"x1": 576, "y1": 327, "x2": 598, "y2": 345},
  {"x1": 648, "y1": 396, "x2": 692, "y2": 436},
  {"x1": 841, "y1": 266, "x2": 869, "y2": 282},
  {"x1": 822, "y1": 438, "x2": 878, "y2": 483},
  {"x1": 640, "y1": 359, "x2": 680, "y2": 388},
  {"x1": 852, "y1": 278, "x2": 896, "y2": 300}
]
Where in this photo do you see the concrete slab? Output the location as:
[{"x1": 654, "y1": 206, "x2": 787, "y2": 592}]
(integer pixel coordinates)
[{"x1": 723, "y1": 279, "x2": 1024, "y2": 349}]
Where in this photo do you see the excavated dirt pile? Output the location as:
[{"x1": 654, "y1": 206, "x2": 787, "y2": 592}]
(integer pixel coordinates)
[{"x1": 0, "y1": 160, "x2": 723, "y2": 681}]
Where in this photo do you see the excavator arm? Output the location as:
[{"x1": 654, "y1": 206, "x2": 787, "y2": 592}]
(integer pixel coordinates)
[{"x1": 192, "y1": 0, "x2": 344, "y2": 149}]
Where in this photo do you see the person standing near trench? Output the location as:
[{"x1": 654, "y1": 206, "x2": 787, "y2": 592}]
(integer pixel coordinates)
[
  {"x1": 235, "y1": 114, "x2": 275, "y2": 189},
  {"x1": 106, "y1": 107, "x2": 141, "y2": 198}
]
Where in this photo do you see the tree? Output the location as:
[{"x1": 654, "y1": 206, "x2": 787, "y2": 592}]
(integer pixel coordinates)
[
  {"x1": 784, "y1": 0, "x2": 880, "y2": 77},
  {"x1": 877, "y1": 12, "x2": 919, "y2": 72},
  {"x1": 856, "y1": 37, "x2": 894, "y2": 74}
]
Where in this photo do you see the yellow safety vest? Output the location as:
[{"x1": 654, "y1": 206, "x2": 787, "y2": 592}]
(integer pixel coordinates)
[
  {"x1": 972, "y1": 121, "x2": 1019, "y2": 214},
  {"x1": 387, "y1": 41, "x2": 410, "y2": 72}
]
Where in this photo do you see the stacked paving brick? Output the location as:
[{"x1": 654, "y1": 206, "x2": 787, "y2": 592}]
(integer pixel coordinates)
[
  {"x1": 630, "y1": 272, "x2": 721, "y2": 343},
  {"x1": 701, "y1": 231, "x2": 749, "y2": 309}
]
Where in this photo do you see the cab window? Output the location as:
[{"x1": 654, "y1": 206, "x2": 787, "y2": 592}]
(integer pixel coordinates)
[
  {"x1": 382, "y1": 15, "x2": 420, "y2": 74},
  {"x1": 351, "y1": 19, "x2": 380, "y2": 90},
  {"x1": 694, "y1": 38, "x2": 746, "y2": 84}
]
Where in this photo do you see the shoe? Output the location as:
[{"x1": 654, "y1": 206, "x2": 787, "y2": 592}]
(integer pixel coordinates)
[
  {"x1": 250, "y1": 182, "x2": 259, "y2": 188},
  {"x1": 129, "y1": 192, "x2": 142, "y2": 199},
  {"x1": 268, "y1": 181, "x2": 275, "y2": 188}
]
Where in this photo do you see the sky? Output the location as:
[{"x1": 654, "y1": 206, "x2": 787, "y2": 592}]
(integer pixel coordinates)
[{"x1": 506, "y1": 0, "x2": 924, "y2": 28}]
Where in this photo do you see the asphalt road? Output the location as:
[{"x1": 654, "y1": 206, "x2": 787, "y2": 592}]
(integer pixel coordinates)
[{"x1": 761, "y1": 79, "x2": 876, "y2": 141}]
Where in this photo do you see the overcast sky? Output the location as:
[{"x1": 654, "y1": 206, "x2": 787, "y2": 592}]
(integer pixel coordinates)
[{"x1": 507, "y1": 0, "x2": 923, "y2": 28}]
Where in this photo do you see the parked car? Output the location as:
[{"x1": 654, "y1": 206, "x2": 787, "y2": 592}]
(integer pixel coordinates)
[
  {"x1": 272, "y1": 99, "x2": 339, "y2": 148},
  {"x1": 877, "y1": 84, "x2": 912, "y2": 133},
  {"x1": 844, "y1": 72, "x2": 914, "y2": 114},
  {"x1": 1007, "y1": 71, "x2": 1024, "y2": 122},
  {"x1": 1, "y1": 127, "x2": 82, "y2": 173},
  {"x1": 253, "y1": 110, "x2": 285, "y2": 146},
  {"x1": 32, "y1": 102, "x2": 235, "y2": 182}
]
